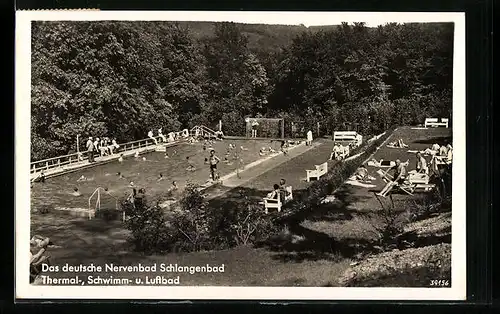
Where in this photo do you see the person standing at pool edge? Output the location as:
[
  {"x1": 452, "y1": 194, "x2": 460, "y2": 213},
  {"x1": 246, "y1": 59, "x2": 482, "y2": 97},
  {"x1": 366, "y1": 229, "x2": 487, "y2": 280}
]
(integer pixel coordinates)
[
  {"x1": 208, "y1": 150, "x2": 221, "y2": 181},
  {"x1": 306, "y1": 130, "x2": 313, "y2": 146},
  {"x1": 148, "y1": 130, "x2": 158, "y2": 145},
  {"x1": 251, "y1": 120, "x2": 259, "y2": 138},
  {"x1": 86, "y1": 137, "x2": 94, "y2": 162}
]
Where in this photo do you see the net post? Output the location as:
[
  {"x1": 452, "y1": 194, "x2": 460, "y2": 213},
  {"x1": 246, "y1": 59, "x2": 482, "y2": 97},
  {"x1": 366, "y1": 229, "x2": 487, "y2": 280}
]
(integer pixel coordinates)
[{"x1": 281, "y1": 119, "x2": 285, "y2": 139}]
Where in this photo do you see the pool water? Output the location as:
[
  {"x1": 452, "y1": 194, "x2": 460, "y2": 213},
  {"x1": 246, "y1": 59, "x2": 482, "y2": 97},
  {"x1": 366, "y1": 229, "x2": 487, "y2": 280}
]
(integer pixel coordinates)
[{"x1": 30, "y1": 139, "x2": 285, "y2": 211}]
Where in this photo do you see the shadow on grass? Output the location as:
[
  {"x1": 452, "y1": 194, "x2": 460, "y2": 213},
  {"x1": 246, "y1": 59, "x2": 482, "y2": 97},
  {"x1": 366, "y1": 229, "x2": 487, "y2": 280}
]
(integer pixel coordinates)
[
  {"x1": 412, "y1": 136, "x2": 452, "y2": 146},
  {"x1": 206, "y1": 181, "x2": 381, "y2": 262},
  {"x1": 261, "y1": 187, "x2": 385, "y2": 262}
]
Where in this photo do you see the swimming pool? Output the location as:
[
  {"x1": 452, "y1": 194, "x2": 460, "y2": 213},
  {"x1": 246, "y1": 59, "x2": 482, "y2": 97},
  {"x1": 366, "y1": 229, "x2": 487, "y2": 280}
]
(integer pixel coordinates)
[{"x1": 30, "y1": 139, "x2": 286, "y2": 211}]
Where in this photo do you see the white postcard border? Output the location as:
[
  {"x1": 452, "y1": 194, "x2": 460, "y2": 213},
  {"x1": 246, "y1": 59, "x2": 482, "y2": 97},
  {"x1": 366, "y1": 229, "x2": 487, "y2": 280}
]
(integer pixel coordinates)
[{"x1": 15, "y1": 10, "x2": 466, "y2": 300}]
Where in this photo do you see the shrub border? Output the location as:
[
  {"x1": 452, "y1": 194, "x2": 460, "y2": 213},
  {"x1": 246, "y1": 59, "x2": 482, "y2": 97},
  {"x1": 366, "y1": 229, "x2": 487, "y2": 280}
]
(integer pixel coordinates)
[{"x1": 273, "y1": 128, "x2": 396, "y2": 223}]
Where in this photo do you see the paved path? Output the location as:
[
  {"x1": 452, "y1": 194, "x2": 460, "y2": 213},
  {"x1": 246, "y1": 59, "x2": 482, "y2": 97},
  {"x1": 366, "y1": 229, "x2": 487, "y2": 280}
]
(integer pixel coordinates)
[
  {"x1": 238, "y1": 139, "x2": 335, "y2": 192},
  {"x1": 204, "y1": 141, "x2": 324, "y2": 200}
]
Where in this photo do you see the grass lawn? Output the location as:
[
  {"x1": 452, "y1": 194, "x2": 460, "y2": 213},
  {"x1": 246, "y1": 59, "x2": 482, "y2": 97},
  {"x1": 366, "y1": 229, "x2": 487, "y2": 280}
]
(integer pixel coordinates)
[
  {"x1": 301, "y1": 126, "x2": 452, "y2": 247},
  {"x1": 31, "y1": 126, "x2": 452, "y2": 287},
  {"x1": 32, "y1": 211, "x2": 350, "y2": 287}
]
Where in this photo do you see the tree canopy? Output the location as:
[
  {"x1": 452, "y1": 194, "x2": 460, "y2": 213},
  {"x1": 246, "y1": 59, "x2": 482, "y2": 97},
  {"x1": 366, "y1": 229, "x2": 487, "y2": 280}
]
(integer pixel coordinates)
[{"x1": 31, "y1": 21, "x2": 454, "y2": 160}]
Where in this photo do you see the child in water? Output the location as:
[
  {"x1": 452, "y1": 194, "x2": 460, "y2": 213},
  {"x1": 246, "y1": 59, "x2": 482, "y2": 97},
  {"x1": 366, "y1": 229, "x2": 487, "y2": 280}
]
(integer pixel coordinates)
[
  {"x1": 71, "y1": 187, "x2": 81, "y2": 197},
  {"x1": 186, "y1": 156, "x2": 196, "y2": 171},
  {"x1": 157, "y1": 173, "x2": 164, "y2": 182},
  {"x1": 77, "y1": 175, "x2": 93, "y2": 182}
]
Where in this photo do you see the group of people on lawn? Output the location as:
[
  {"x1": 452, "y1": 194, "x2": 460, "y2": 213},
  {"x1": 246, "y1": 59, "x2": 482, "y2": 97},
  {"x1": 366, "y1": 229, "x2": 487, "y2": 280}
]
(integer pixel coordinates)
[{"x1": 375, "y1": 142, "x2": 453, "y2": 197}]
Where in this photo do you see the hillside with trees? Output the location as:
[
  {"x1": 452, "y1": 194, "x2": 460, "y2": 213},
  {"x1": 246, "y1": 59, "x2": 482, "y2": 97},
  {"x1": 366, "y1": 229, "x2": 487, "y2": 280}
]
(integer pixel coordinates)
[{"x1": 31, "y1": 21, "x2": 454, "y2": 161}]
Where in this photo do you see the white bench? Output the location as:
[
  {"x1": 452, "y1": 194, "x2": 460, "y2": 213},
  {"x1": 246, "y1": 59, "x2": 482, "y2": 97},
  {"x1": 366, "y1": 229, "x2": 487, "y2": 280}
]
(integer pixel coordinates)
[
  {"x1": 306, "y1": 162, "x2": 328, "y2": 182},
  {"x1": 333, "y1": 131, "x2": 363, "y2": 147},
  {"x1": 263, "y1": 186, "x2": 293, "y2": 214},
  {"x1": 424, "y1": 118, "x2": 449, "y2": 128}
]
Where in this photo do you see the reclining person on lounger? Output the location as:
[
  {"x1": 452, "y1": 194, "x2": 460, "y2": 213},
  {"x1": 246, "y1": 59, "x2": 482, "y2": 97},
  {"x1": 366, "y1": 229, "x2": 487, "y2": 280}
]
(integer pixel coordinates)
[
  {"x1": 368, "y1": 158, "x2": 409, "y2": 168},
  {"x1": 376, "y1": 159, "x2": 408, "y2": 197},
  {"x1": 353, "y1": 165, "x2": 371, "y2": 181},
  {"x1": 388, "y1": 138, "x2": 408, "y2": 148},
  {"x1": 420, "y1": 143, "x2": 441, "y2": 156}
]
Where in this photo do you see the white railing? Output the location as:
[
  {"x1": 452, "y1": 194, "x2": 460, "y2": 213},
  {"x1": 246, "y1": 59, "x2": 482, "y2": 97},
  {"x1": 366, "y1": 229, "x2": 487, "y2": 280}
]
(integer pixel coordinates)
[
  {"x1": 88, "y1": 187, "x2": 121, "y2": 221},
  {"x1": 190, "y1": 125, "x2": 217, "y2": 138},
  {"x1": 30, "y1": 131, "x2": 189, "y2": 175}
]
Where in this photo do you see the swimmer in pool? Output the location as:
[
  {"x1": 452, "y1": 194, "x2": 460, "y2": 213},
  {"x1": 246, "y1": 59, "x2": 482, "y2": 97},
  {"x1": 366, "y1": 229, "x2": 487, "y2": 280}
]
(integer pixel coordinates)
[
  {"x1": 118, "y1": 154, "x2": 124, "y2": 162},
  {"x1": 77, "y1": 175, "x2": 94, "y2": 182},
  {"x1": 186, "y1": 156, "x2": 196, "y2": 171},
  {"x1": 157, "y1": 173, "x2": 164, "y2": 182},
  {"x1": 142, "y1": 156, "x2": 147, "y2": 161},
  {"x1": 71, "y1": 187, "x2": 81, "y2": 196},
  {"x1": 134, "y1": 151, "x2": 140, "y2": 158},
  {"x1": 33, "y1": 172, "x2": 46, "y2": 183},
  {"x1": 129, "y1": 181, "x2": 134, "y2": 187},
  {"x1": 223, "y1": 157, "x2": 233, "y2": 166},
  {"x1": 164, "y1": 152, "x2": 169, "y2": 159},
  {"x1": 168, "y1": 181, "x2": 178, "y2": 192}
]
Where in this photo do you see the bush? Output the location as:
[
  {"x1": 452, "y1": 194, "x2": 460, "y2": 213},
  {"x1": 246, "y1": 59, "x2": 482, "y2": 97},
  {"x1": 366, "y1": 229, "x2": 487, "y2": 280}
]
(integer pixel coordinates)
[
  {"x1": 172, "y1": 186, "x2": 279, "y2": 251},
  {"x1": 225, "y1": 193, "x2": 280, "y2": 246},
  {"x1": 368, "y1": 195, "x2": 411, "y2": 252},
  {"x1": 124, "y1": 198, "x2": 177, "y2": 254}
]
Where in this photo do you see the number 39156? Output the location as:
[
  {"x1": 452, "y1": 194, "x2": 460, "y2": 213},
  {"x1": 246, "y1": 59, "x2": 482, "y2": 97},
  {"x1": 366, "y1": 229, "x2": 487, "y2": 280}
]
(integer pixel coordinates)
[{"x1": 430, "y1": 279, "x2": 450, "y2": 287}]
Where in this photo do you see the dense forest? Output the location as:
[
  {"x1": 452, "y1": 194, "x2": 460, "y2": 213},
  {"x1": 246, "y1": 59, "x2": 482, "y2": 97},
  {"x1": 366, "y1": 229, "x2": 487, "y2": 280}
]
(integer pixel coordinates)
[{"x1": 31, "y1": 21, "x2": 454, "y2": 161}]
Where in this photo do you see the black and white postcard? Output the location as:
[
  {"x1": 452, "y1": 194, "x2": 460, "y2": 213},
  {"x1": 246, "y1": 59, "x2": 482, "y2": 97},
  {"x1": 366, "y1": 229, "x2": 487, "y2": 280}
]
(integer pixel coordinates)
[{"x1": 16, "y1": 11, "x2": 466, "y2": 300}]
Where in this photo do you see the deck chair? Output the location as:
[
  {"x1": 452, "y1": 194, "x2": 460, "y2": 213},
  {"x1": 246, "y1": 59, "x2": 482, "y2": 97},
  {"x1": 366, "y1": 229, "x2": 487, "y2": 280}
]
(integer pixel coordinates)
[
  {"x1": 376, "y1": 169, "x2": 415, "y2": 196},
  {"x1": 370, "y1": 160, "x2": 394, "y2": 167}
]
